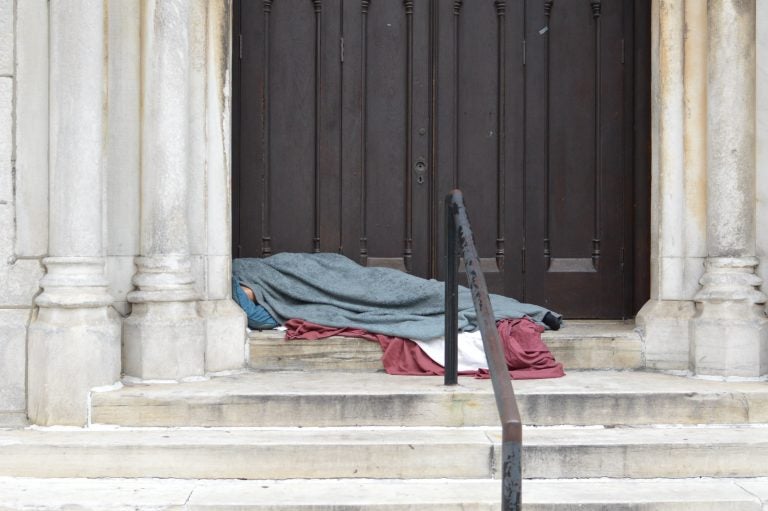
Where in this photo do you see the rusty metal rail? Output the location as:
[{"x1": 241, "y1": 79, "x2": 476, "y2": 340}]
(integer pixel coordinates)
[{"x1": 444, "y1": 189, "x2": 522, "y2": 510}]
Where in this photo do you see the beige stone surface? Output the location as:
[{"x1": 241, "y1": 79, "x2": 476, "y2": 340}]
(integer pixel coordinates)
[
  {"x1": 524, "y1": 478, "x2": 763, "y2": 511},
  {"x1": 0, "y1": 477, "x2": 193, "y2": 511},
  {"x1": 0, "y1": 258, "x2": 43, "y2": 308},
  {"x1": 543, "y1": 320, "x2": 642, "y2": 370},
  {"x1": 757, "y1": 0, "x2": 768, "y2": 301},
  {"x1": 0, "y1": 0, "x2": 12, "y2": 77},
  {"x1": 0, "y1": 310, "x2": 30, "y2": 414},
  {"x1": 0, "y1": 477, "x2": 763, "y2": 510},
  {"x1": 516, "y1": 425, "x2": 768, "y2": 478},
  {"x1": 2, "y1": 424, "x2": 767, "y2": 480},
  {"x1": 0, "y1": 428, "x2": 493, "y2": 480},
  {"x1": 249, "y1": 320, "x2": 642, "y2": 372},
  {"x1": 14, "y1": 0, "x2": 49, "y2": 257},
  {"x1": 636, "y1": 299, "x2": 695, "y2": 370},
  {"x1": 200, "y1": 298, "x2": 247, "y2": 372},
  {"x1": 0, "y1": 78, "x2": 10, "y2": 203},
  {"x1": 249, "y1": 333, "x2": 384, "y2": 372},
  {"x1": 91, "y1": 370, "x2": 768, "y2": 428},
  {"x1": 106, "y1": 0, "x2": 140, "y2": 259},
  {"x1": 27, "y1": 307, "x2": 121, "y2": 426}
]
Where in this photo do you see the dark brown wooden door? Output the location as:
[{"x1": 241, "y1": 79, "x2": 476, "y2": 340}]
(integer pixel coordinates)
[{"x1": 232, "y1": 0, "x2": 648, "y2": 319}]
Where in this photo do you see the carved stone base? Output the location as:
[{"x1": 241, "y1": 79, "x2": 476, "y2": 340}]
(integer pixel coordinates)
[
  {"x1": 199, "y1": 298, "x2": 247, "y2": 372},
  {"x1": 691, "y1": 257, "x2": 768, "y2": 377},
  {"x1": 635, "y1": 299, "x2": 696, "y2": 371},
  {"x1": 123, "y1": 301, "x2": 205, "y2": 380},
  {"x1": 27, "y1": 307, "x2": 121, "y2": 426},
  {"x1": 691, "y1": 301, "x2": 768, "y2": 377}
]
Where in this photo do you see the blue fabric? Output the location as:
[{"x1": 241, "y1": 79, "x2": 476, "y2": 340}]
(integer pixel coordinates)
[
  {"x1": 233, "y1": 253, "x2": 561, "y2": 341},
  {"x1": 232, "y1": 277, "x2": 279, "y2": 330}
]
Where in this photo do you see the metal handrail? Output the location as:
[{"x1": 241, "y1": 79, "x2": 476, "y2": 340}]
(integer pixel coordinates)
[{"x1": 444, "y1": 189, "x2": 522, "y2": 510}]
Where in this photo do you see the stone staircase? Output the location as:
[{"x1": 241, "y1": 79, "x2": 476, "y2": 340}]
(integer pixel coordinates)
[{"x1": 2, "y1": 321, "x2": 768, "y2": 509}]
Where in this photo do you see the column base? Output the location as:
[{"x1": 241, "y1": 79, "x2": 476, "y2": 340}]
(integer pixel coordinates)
[
  {"x1": 123, "y1": 301, "x2": 205, "y2": 380},
  {"x1": 691, "y1": 301, "x2": 768, "y2": 377},
  {"x1": 635, "y1": 299, "x2": 696, "y2": 371},
  {"x1": 691, "y1": 257, "x2": 768, "y2": 377},
  {"x1": 198, "y1": 298, "x2": 247, "y2": 372},
  {"x1": 27, "y1": 307, "x2": 121, "y2": 426}
]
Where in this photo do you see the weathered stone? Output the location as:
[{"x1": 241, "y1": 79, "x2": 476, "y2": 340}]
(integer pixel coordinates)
[
  {"x1": 692, "y1": 300, "x2": 768, "y2": 377},
  {"x1": 0, "y1": 477, "x2": 761, "y2": 511},
  {"x1": 91, "y1": 371, "x2": 768, "y2": 428},
  {"x1": 0, "y1": 0, "x2": 12, "y2": 76},
  {"x1": 106, "y1": 0, "x2": 140, "y2": 258},
  {"x1": 124, "y1": 0, "x2": 207, "y2": 380},
  {"x1": 0, "y1": 428, "x2": 494, "y2": 480},
  {"x1": 27, "y1": 1, "x2": 122, "y2": 426},
  {"x1": 199, "y1": 299, "x2": 246, "y2": 372},
  {"x1": 690, "y1": 2, "x2": 768, "y2": 377},
  {"x1": 0, "y1": 78, "x2": 11, "y2": 203},
  {"x1": 757, "y1": 0, "x2": 768, "y2": 302},
  {"x1": 123, "y1": 301, "x2": 205, "y2": 380},
  {"x1": 14, "y1": 0, "x2": 50, "y2": 257},
  {"x1": 0, "y1": 310, "x2": 31, "y2": 413},
  {"x1": 0, "y1": 257, "x2": 44, "y2": 307},
  {"x1": 27, "y1": 307, "x2": 121, "y2": 426},
  {"x1": 636, "y1": 299, "x2": 695, "y2": 370}
]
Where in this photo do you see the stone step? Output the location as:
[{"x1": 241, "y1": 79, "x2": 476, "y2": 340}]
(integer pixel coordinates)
[
  {"x1": 91, "y1": 370, "x2": 768, "y2": 428},
  {"x1": 2, "y1": 425, "x2": 767, "y2": 480},
  {"x1": 248, "y1": 320, "x2": 643, "y2": 372},
  {"x1": 0, "y1": 476, "x2": 766, "y2": 510}
]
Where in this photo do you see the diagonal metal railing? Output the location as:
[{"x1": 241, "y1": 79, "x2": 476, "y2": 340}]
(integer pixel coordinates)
[{"x1": 444, "y1": 189, "x2": 522, "y2": 511}]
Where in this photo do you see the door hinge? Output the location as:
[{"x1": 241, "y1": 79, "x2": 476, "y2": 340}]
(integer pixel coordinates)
[
  {"x1": 340, "y1": 37, "x2": 345, "y2": 62},
  {"x1": 621, "y1": 38, "x2": 625, "y2": 64},
  {"x1": 619, "y1": 247, "x2": 625, "y2": 271},
  {"x1": 238, "y1": 33, "x2": 243, "y2": 59},
  {"x1": 522, "y1": 39, "x2": 526, "y2": 66}
]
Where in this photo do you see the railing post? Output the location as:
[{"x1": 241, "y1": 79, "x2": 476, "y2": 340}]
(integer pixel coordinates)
[
  {"x1": 444, "y1": 189, "x2": 522, "y2": 510},
  {"x1": 444, "y1": 195, "x2": 459, "y2": 385}
]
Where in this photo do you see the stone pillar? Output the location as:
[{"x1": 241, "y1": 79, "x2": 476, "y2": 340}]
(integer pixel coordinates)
[
  {"x1": 636, "y1": 0, "x2": 700, "y2": 371},
  {"x1": 691, "y1": 0, "x2": 768, "y2": 377},
  {"x1": 123, "y1": 0, "x2": 206, "y2": 380},
  {"x1": 27, "y1": 0, "x2": 121, "y2": 426}
]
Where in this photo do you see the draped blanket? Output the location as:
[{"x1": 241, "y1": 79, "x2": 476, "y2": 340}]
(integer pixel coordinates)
[
  {"x1": 233, "y1": 253, "x2": 561, "y2": 341},
  {"x1": 285, "y1": 317, "x2": 565, "y2": 379}
]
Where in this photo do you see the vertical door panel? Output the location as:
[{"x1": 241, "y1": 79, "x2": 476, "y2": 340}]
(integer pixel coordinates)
[
  {"x1": 237, "y1": 0, "x2": 342, "y2": 257},
  {"x1": 341, "y1": 0, "x2": 429, "y2": 274},
  {"x1": 524, "y1": 0, "x2": 628, "y2": 317},
  {"x1": 268, "y1": 2, "x2": 317, "y2": 254},
  {"x1": 434, "y1": 1, "x2": 512, "y2": 294}
]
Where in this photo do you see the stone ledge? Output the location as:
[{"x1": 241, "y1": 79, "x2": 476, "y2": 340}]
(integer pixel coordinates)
[
  {"x1": 1, "y1": 425, "x2": 768, "y2": 480},
  {"x1": 248, "y1": 320, "x2": 643, "y2": 372},
  {"x1": 0, "y1": 477, "x2": 763, "y2": 510},
  {"x1": 91, "y1": 370, "x2": 768, "y2": 427}
]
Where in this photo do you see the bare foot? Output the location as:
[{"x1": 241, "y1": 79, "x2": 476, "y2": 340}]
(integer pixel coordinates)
[{"x1": 240, "y1": 285, "x2": 255, "y2": 301}]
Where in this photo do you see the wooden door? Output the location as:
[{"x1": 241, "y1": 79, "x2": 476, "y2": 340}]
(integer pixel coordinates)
[
  {"x1": 232, "y1": 0, "x2": 649, "y2": 319},
  {"x1": 521, "y1": 0, "x2": 635, "y2": 317}
]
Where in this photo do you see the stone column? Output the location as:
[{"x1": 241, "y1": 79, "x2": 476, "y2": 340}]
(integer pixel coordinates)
[
  {"x1": 691, "y1": 0, "x2": 768, "y2": 377},
  {"x1": 123, "y1": 0, "x2": 205, "y2": 380},
  {"x1": 636, "y1": 0, "x2": 700, "y2": 371},
  {"x1": 27, "y1": 0, "x2": 121, "y2": 426}
]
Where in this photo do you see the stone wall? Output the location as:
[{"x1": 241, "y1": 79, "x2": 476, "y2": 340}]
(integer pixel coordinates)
[
  {"x1": 0, "y1": 0, "x2": 47, "y2": 427},
  {"x1": 0, "y1": 0, "x2": 244, "y2": 426},
  {"x1": 757, "y1": 0, "x2": 768, "y2": 293}
]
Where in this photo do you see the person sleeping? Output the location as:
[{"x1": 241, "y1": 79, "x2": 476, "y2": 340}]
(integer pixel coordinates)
[
  {"x1": 232, "y1": 276, "x2": 278, "y2": 330},
  {"x1": 231, "y1": 253, "x2": 561, "y2": 338}
]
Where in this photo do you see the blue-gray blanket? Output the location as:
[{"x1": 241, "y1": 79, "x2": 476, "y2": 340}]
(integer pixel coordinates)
[{"x1": 233, "y1": 253, "x2": 560, "y2": 341}]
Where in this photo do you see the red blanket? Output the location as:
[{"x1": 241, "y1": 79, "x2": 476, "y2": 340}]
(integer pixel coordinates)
[{"x1": 285, "y1": 317, "x2": 564, "y2": 379}]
